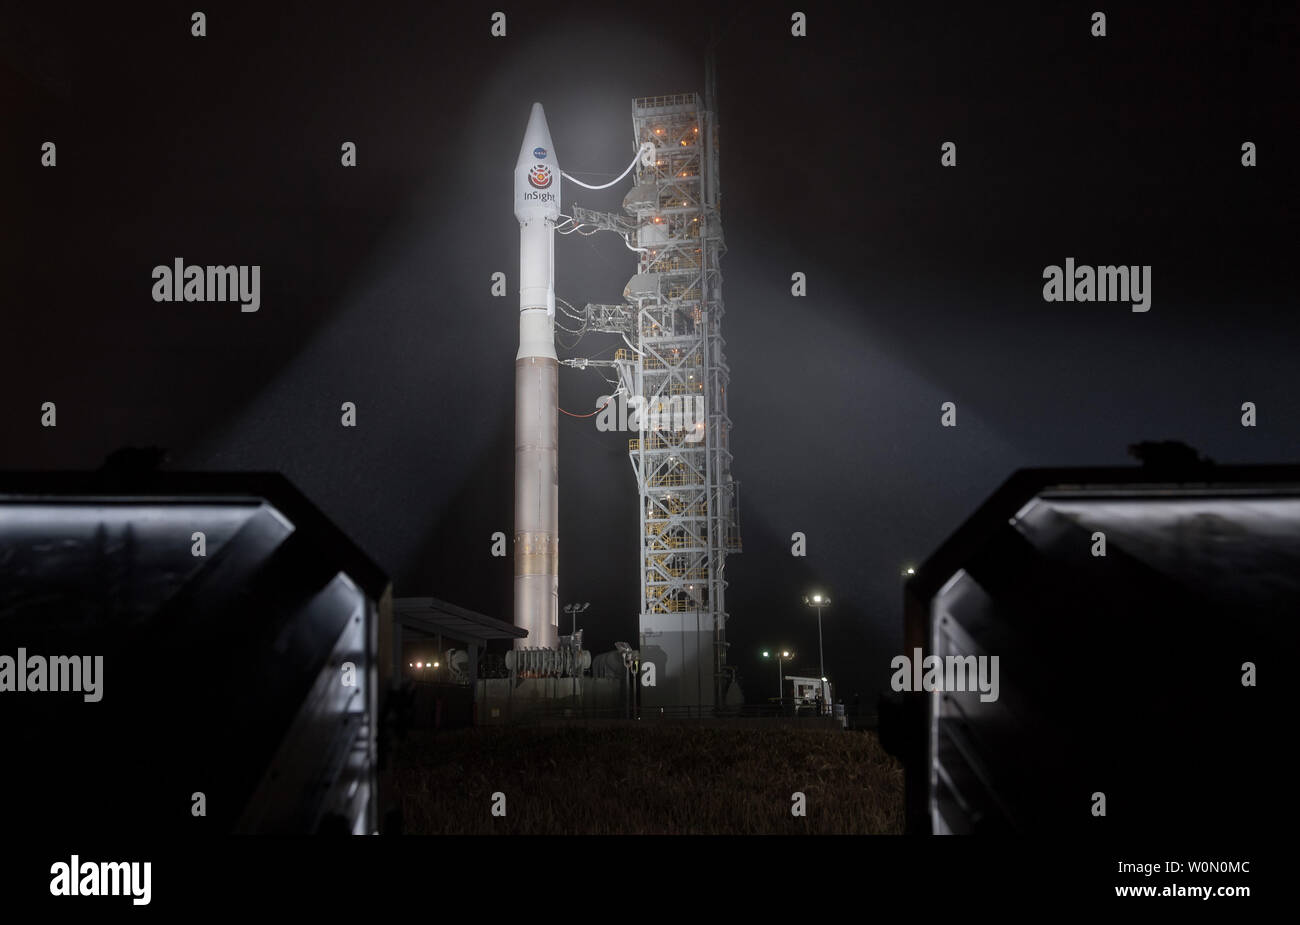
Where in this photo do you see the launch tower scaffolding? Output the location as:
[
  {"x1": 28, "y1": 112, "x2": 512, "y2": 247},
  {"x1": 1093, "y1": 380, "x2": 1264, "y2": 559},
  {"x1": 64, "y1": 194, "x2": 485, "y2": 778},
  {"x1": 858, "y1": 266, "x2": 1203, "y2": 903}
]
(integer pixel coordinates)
[{"x1": 567, "y1": 80, "x2": 741, "y2": 709}]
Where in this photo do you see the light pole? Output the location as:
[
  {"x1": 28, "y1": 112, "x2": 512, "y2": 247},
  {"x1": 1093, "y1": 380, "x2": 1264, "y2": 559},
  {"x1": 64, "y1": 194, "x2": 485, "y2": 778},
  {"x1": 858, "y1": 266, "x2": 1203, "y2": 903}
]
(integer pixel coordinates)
[
  {"x1": 762, "y1": 650, "x2": 794, "y2": 709},
  {"x1": 562, "y1": 603, "x2": 589, "y2": 706},
  {"x1": 688, "y1": 583, "x2": 701, "y2": 714},
  {"x1": 800, "y1": 595, "x2": 832, "y2": 706},
  {"x1": 803, "y1": 593, "x2": 830, "y2": 714},
  {"x1": 563, "y1": 601, "x2": 590, "y2": 637}
]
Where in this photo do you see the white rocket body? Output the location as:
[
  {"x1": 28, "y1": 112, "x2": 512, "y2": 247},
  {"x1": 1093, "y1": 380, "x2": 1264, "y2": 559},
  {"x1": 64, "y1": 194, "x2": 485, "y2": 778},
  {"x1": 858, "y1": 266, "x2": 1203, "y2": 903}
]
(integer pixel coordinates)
[{"x1": 512, "y1": 103, "x2": 560, "y2": 650}]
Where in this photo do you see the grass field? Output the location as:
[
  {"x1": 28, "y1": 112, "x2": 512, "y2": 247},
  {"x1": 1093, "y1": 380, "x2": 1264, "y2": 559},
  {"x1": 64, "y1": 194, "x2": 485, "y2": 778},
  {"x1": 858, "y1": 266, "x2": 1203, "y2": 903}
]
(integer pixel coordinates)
[{"x1": 391, "y1": 724, "x2": 904, "y2": 834}]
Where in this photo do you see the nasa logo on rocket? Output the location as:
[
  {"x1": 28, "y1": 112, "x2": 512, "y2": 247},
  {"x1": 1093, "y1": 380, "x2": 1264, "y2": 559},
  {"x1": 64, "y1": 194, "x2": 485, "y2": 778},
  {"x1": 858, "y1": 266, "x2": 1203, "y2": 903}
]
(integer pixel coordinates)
[{"x1": 528, "y1": 164, "x2": 552, "y2": 189}]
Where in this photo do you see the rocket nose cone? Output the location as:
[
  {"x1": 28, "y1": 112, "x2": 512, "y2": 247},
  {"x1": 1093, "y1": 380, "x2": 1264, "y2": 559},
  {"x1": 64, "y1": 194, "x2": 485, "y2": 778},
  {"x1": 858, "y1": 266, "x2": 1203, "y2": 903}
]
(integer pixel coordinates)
[{"x1": 517, "y1": 102, "x2": 557, "y2": 168}]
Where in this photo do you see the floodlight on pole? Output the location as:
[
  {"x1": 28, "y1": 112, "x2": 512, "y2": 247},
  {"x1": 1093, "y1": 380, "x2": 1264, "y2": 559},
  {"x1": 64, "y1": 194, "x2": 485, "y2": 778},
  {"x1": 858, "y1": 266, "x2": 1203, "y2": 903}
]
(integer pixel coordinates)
[
  {"x1": 563, "y1": 601, "x2": 590, "y2": 637},
  {"x1": 803, "y1": 592, "x2": 831, "y2": 690},
  {"x1": 762, "y1": 649, "x2": 795, "y2": 707}
]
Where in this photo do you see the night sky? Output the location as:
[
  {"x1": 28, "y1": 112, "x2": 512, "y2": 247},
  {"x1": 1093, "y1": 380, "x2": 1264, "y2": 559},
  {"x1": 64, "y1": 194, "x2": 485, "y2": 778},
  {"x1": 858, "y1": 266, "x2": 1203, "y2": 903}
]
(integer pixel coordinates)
[{"x1": 5, "y1": 1, "x2": 1297, "y2": 702}]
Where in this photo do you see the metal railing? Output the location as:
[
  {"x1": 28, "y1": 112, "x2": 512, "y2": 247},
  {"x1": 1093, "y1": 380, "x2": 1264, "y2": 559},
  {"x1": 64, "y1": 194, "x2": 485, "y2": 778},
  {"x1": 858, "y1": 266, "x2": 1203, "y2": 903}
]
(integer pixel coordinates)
[
  {"x1": 500, "y1": 702, "x2": 848, "y2": 724},
  {"x1": 633, "y1": 93, "x2": 699, "y2": 112}
]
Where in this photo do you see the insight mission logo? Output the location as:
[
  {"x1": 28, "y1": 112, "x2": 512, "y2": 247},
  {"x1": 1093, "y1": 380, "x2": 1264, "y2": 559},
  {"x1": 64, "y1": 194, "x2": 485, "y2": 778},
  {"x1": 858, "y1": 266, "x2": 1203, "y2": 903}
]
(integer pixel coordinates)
[{"x1": 528, "y1": 163, "x2": 552, "y2": 189}]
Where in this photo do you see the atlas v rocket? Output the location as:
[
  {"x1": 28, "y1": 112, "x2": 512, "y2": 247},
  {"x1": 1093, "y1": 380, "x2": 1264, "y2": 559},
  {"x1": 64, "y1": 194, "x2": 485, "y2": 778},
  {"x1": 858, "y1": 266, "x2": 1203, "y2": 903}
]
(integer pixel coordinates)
[{"x1": 512, "y1": 103, "x2": 560, "y2": 649}]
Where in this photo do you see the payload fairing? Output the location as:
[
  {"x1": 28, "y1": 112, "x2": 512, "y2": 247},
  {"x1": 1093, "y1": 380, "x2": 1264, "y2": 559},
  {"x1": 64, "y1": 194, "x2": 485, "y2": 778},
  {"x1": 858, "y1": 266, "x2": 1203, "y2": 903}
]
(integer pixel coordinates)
[{"x1": 512, "y1": 103, "x2": 560, "y2": 649}]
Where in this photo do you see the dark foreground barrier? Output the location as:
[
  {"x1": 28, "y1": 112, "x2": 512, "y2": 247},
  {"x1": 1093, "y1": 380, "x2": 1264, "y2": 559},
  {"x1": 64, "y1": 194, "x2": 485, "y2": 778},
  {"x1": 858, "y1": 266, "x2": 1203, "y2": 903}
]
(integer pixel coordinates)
[
  {"x1": 900, "y1": 463, "x2": 1296, "y2": 835},
  {"x1": 0, "y1": 471, "x2": 389, "y2": 834}
]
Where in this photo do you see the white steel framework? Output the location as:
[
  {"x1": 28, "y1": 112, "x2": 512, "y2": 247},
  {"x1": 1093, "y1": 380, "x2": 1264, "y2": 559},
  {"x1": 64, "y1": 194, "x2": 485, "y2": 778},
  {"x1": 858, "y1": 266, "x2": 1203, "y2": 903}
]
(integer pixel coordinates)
[{"x1": 567, "y1": 83, "x2": 740, "y2": 708}]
